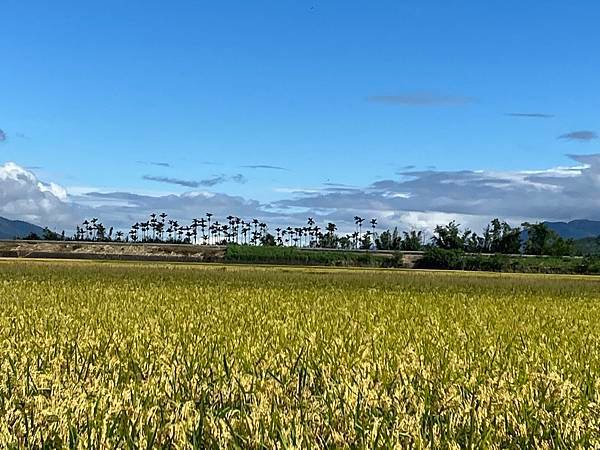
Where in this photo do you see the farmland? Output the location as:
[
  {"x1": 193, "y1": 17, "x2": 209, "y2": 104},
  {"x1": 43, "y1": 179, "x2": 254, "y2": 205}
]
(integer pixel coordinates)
[{"x1": 1, "y1": 260, "x2": 600, "y2": 447}]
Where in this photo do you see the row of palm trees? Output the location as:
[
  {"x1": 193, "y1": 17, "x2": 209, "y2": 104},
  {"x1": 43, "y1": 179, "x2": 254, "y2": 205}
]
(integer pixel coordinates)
[{"x1": 72, "y1": 213, "x2": 380, "y2": 249}]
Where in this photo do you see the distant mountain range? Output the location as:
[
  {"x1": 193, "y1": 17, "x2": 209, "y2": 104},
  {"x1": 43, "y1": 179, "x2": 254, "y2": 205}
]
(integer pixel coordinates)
[
  {"x1": 0, "y1": 216, "x2": 45, "y2": 239},
  {"x1": 544, "y1": 220, "x2": 600, "y2": 240}
]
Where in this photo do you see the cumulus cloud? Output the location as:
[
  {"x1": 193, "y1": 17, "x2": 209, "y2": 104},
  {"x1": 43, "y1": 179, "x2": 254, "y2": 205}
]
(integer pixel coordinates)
[
  {"x1": 4, "y1": 155, "x2": 600, "y2": 235},
  {"x1": 142, "y1": 173, "x2": 246, "y2": 188},
  {"x1": 0, "y1": 163, "x2": 269, "y2": 231},
  {"x1": 273, "y1": 154, "x2": 600, "y2": 228},
  {"x1": 0, "y1": 162, "x2": 83, "y2": 229},
  {"x1": 367, "y1": 92, "x2": 474, "y2": 106},
  {"x1": 558, "y1": 131, "x2": 598, "y2": 141},
  {"x1": 74, "y1": 191, "x2": 274, "y2": 229}
]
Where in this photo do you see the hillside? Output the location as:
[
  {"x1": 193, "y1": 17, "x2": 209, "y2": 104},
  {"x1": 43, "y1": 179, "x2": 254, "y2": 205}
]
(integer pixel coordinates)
[
  {"x1": 573, "y1": 236, "x2": 600, "y2": 256},
  {"x1": 544, "y1": 220, "x2": 600, "y2": 239},
  {"x1": 0, "y1": 216, "x2": 45, "y2": 239}
]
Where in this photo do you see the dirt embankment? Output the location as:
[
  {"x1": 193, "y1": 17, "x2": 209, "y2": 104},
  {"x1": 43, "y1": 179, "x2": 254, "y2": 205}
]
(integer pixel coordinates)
[{"x1": 0, "y1": 241, "x2": 226, "y2": 263}]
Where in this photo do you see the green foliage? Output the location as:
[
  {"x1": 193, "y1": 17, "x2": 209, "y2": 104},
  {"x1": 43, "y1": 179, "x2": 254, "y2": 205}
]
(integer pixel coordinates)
[
  {"x1": 416, "y1": 247, "x2": 600, "y2": 274},
  {"x1": 42, "y1": 227, "x2": 62, "y2": 240},
  {"x1": 376, "y1": 227, "x2": 402, "y2": 250},
  {"x1": 319, "y1": 223, "x2": 339, "y2": 248},
  {"x1": 376, "y1": 229, "x2": 423, "y2": 251},
  {"x1": 225, "y1": 245, "x2": 402, "y2": 267},
  {"x1": 259, "y1": 232, "x2": 277, "y2": 247},
  {"x1": 431, "y1": 221, "x2": 472, "y2": 250},
  {"x1": 484, "y1": 219, "x2": 521, "y2": 254},
  {"x1": 522, "y1": 222, "x2": 575, "y2": 256},
  {"x1": 431, "y1": 219, "x2": 521, "y2": 254},
  {"x1": 574, "y1": 236, "x2": 600, "y2": 256},
  {"x1": 21, "y1": 232, "x2": 41, "y2": 240},
  {"x1": 401, "y1": 230, "x2": 424, "y2": 251},
  {"x1": 416, "y1": 247, "x2": 467, "y2": 269}
]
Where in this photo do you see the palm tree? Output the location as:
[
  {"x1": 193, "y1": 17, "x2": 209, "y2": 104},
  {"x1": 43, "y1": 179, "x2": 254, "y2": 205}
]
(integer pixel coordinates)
[
  {"x1": 171, "y1": 220, "x2": 180, "y2": 241},
  {"x1": 259, "y1": 222, "x2": 267, "y2": 242},
  {"x1": 352, "y1": 231, "x2": 359, "y2": 248},
  {"x1": 149, "y1": 213, "x2": 157, "y2": 241},
  {"x1": 206, "y1": 213, "x2": 213, "y2": 244},
  {"x1": 252, "y1": 219, "x2": 259, "y2": 243},
  {"x1": 234, "y1": 217, "x2": 241, "y2": 243},
  {"x1": 198, "y1": 218, "x2": 207, "y2": 244},
  {"x1": 354, "y1": 216, "x2": 364, "y2": 249},
  {"x1": 222, "y1": 224, "x2": 230, "y2": 243},
  {"x1": 241, "y1": 224, "x2": 249, "y2": 245},
  {"x1": 370, "y1": 218, "x2": 377, "y2": 242},
  {"x1": 307, "y1": 217, "x2": 315, "y2": 247},
  {"x1": 191, "y1": 218, "x2": 200, "y2": 244}
]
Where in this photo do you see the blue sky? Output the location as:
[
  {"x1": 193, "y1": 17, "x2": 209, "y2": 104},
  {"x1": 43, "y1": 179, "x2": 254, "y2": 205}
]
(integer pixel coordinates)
[{"x1": 1, "y1": 1, "x2": 599, "y2": 231}]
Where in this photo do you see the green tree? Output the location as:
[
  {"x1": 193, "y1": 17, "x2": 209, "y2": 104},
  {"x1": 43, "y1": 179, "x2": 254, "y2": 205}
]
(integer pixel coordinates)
[
  {"x1": 484, "y1": 219, "x2": 521, "y2": 254},
  {"x1": 522, "y1": 222, "x2": 574, "y2": 256},
  {"x1": 360, "y1": 232, "x2": 372, "y2": 250},
  {"x1": 320, "y1": 223, "x2": 338, "y2": 248},
  {"x1": 42, "y1": 227, "x2": 61, "y2": 240},
  {"x1": 260, "y1": 233, "x2": 277, "y2": 247},
  {"x1": 432, "y1": 221, "x2": 471, "y2": 250},
  {"x1": 338, "y1": 235, "x2": 352, "y2": 249},
  {"x1": 375, "y1": 227, "x2": 401, "y2": 250},
  {"x1": 401, "y1": 230, "x2": 423, "y2": 251},
  {"x1": 464, "y1": 233, "x2": 484, "y2": 253}
]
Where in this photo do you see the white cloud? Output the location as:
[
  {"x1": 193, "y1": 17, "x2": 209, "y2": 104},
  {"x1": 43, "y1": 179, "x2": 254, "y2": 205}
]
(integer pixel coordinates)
[
  {"x1": 0, "y1": 162, "x2": 80, "y2": 228},
  {"x1": 3, "y1": 155, "x2": 600, "y2": 235},
  {"x1": 274, "y1": 154, "x2": 600, "y2": 229}
]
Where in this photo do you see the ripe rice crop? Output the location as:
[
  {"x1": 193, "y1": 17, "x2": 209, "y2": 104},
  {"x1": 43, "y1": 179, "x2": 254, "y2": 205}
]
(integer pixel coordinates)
[{"x1": 1, "y1": 260, "x2": 600, "y2": 447}]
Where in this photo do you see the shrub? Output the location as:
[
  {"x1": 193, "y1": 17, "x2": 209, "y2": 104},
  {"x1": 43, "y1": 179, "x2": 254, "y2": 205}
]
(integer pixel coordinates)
[{"x1": 415, "y1": 248, "x2": 465, "y2": 270}]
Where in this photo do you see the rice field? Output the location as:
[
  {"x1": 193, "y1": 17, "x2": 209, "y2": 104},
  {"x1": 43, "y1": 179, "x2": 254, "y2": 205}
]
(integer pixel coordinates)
[{"x1": 1, "y1": 259, "x2": 600, "y2": 448}]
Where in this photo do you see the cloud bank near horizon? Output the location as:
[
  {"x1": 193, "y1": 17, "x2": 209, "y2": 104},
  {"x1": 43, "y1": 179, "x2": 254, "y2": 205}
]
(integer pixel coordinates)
[{"x1": 2, "y1": 155, "x2": 600, "y2": 233}]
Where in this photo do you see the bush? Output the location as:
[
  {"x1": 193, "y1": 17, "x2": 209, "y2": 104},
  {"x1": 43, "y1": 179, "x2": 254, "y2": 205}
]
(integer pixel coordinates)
[
  {"x1": 224, "y1": 245, "x2": 403, "y2": 268},
  {"x1": 463, "y1": 254, "x2": 510, "y2": 272},
  {"x1": 416, "y1": 248, "x2": 600, "y2": 275},
  {"x1": 415, "y1": 248, "x2": 466, "y2": 270}
]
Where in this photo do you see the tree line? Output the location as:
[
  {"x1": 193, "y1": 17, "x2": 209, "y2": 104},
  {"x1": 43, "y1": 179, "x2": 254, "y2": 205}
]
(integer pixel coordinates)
[{"x1": 23, "y1": 213, "x2": 577, "y2": 256}]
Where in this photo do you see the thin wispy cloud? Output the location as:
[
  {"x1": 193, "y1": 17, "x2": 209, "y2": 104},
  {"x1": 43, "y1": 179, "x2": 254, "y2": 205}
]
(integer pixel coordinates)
[
  {"x1": 143, "y1": 173, "x2": 247, "y2": 188},
  {"x1": 242, "y1": 164, "x2": 289, "y2": 171},
  {"x1": 231, "y1": 174, "x2": 248, "y2": 184},
  {"x1": 367, "y1": 92, "x2": 475, "y2": 106},
  {"x1": 136, "y1": 160, "x2": 172, "y2": 168},
  {"x1": 142, "y1": 175, "x2": 200, "y2": 188},
  {"x1": 323, "y1": 182, "x2": 356, "y2": 188},
  {"x1": 558, "y1": 131, "x2": 598, "y2": 141},
  {"x1": 506, "y1": 112, "x2": 554, "y2": 118},
  {"x1": 0, "y1": 129, "x2": 6, "y2": 142}
]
